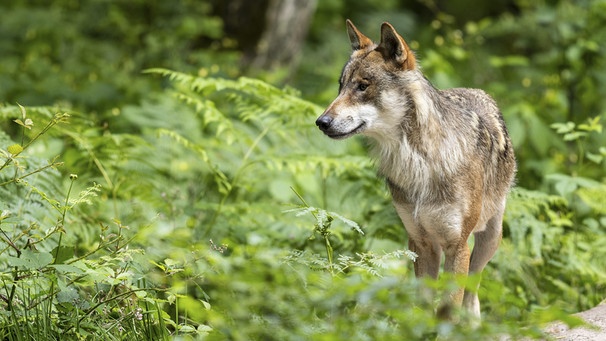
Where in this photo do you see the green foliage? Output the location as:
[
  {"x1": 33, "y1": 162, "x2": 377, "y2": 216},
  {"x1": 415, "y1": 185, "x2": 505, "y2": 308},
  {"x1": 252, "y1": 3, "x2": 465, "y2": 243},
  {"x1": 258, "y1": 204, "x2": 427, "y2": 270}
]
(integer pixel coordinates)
[
  {"x1": 0, "y1": 106, "x2": 171, "y2": 340},
  {"x1": 501, "y1": 187, "x2": 606, "y2": 315},
  {"x1": 1, "y1": 1, "x2": 606, "y2": 339},
  {"x1": 129, "y1": 68, "x2": 383, "y2": 251},
  {"x1": 177, "y1": 246, "x2": 514, "y2": 341},
  {"x1": 3, "y1": 72, "x2": 603, "y2": 339},
  {"x1": 427, "y1": 0, "x2": 606, "y2": 188},
  {"x1": 0, "y1": 0, "x2": 235, "y2": 114},
  {"x1": 497, "y1": 100, "x2": 606, "y2": 314},
  {"x1": 286, "y1": 189, "x2": 368, "y2": 271}
]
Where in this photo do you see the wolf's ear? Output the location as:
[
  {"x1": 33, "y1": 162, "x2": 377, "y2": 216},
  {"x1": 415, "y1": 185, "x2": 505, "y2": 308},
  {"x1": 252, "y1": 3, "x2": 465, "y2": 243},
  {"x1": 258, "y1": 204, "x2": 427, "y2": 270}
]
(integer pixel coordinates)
[
  {"x1": 346, "y1": 19, "x2": 373, "y2": 51},
  {"x1": 378, "y1": 22, "x2": 416, "y2": 69}
]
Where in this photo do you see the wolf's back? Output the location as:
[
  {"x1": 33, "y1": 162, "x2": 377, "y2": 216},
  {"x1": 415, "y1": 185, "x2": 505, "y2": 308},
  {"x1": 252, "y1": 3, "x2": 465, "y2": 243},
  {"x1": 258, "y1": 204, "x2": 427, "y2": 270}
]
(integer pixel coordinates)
[{"x1": 439, "y1": 87, "x2": 517, "y2": 195}]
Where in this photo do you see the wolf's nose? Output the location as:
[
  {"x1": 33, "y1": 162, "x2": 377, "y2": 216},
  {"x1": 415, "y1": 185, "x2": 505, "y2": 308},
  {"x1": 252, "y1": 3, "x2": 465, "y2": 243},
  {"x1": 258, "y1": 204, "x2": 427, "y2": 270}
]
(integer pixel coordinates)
[{"x1": 316, "y1": 115, "x2": 333, "y2": 130}]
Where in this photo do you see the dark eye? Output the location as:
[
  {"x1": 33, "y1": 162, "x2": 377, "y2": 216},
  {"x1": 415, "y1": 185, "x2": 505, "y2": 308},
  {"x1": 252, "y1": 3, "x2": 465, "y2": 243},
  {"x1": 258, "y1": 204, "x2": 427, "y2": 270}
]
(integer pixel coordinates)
[{"x1": 357, "y1": 83, "x2": 368, "y2": 91}]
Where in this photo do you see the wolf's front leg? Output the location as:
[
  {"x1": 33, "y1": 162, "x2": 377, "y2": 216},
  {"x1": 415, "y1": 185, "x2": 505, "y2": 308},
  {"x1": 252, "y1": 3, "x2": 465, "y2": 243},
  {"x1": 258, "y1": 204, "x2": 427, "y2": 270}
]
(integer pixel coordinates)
[
  {"x1": 433, "y1": 240, "x2": 471, "y2": 321},
  {"x1": 444, "y1": 240, "x2": 472, "y2": 304},
  {"x1": 408, "y1": 238, "x2": 441, "y2": 279}
]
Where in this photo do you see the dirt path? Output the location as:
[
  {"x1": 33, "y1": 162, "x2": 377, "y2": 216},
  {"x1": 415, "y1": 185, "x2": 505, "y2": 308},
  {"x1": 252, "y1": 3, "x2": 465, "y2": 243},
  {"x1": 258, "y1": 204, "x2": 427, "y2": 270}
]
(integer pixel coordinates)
[{"x1": 541, "y1": 303, "x2": 606, "y2": 341}]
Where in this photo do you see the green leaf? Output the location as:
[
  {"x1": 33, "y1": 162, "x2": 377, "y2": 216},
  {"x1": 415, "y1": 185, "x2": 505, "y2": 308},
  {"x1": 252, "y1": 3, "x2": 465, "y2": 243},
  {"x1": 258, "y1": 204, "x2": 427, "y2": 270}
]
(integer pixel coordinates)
[
  {"x1": 27, "y1": 250, "x2": 54, "y2": 269},
  {"x1": 554, "y1": 177, "x2": 578, "y2": 197},
  {"x1": 12, "y1": 118, "x2": 33, "y2": 129},
  {"x1": 198, "y1": 324, "x2": 213, "y2": 334},
  {"x1": 51, "y1": 245, "x2": 76, "y2": 264},
  {"x1": 18, "y1": 103, "x2": 27, "y2": 120},
  {"x1": 49, "y1": 264, "x2": 85, "y2": 275},
  {"x1": 550, "y1": 121, "x2": 575, "y2": 134},
  {"x1": 578, "y1": 116, "x2": 602, "y2": 133},
  {"x1": 56, "y1": 286, "x2": 79, "y2": 304},
  {"x1": 563, "y1": 131, "x2": 587, "y2": 141},
  {"x1": 586, "y1": 152, "x2": 603, "y2": 164},
  {"x1": 179, "y1": 325, "x2": 196, "y2": 333},
  {"x1": 9, "y1": 250, "x2": 54, "y2": 270},
  {"x1": 7, "y1": 144, "x2": 23, "y2": 155},
  {"x1": 200, "y1": 300, "x2": 211, "y2": 310}
]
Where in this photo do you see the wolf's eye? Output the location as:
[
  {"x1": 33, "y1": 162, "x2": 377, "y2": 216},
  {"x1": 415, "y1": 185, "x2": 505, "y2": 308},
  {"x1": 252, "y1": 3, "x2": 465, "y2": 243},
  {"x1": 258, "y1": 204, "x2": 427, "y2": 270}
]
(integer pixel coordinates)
[{"x1": 357, "y1": 83, "x2": 368, "y2": 91}]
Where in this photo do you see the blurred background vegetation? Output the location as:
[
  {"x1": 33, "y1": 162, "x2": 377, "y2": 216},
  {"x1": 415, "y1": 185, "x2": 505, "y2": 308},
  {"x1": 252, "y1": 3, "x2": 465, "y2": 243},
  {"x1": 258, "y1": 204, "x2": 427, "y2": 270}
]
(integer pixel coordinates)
[{"x1": 1, "y1": 0, "x2": 605, "y2": 339}]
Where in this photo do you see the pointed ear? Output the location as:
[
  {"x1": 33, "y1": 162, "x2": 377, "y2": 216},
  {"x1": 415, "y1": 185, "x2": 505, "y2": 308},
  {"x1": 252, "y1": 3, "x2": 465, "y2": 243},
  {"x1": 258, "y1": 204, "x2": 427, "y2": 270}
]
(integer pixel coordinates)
[
  {"x1": 378, "y1": 22, "x2": 416, "y2": 69},
  {"x1": 346, "y1": 19, "x2": 373, "y2": 51}
]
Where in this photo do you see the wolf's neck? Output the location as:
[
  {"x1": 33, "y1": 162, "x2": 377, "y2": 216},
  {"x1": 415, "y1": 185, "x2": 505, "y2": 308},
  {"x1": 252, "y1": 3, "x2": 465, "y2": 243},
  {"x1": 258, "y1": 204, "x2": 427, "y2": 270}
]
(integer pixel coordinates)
[{"x1": 369, "y1": 74, "x2": 465, "y2": 195}]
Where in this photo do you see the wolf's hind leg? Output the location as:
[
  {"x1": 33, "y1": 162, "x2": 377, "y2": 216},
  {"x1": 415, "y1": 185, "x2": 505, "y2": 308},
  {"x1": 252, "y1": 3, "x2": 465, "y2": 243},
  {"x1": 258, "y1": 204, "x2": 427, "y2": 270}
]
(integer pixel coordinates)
[{"x1": 463, "y1": 210, "x2": 504, "y2": 318}]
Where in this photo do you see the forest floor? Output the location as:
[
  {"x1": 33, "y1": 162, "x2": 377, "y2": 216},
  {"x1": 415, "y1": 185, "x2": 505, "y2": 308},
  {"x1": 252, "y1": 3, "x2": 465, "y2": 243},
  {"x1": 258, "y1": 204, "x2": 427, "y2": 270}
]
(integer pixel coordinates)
[{"x1": 540, "y1": 302, "x2": 606, "y2": 341}]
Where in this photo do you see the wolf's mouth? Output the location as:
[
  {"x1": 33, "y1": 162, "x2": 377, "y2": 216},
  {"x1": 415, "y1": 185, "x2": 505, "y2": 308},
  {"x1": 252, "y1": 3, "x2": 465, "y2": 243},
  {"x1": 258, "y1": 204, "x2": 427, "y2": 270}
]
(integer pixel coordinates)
[{"x1": 326, "y1": 122, "x2": 366, "y2": 139}]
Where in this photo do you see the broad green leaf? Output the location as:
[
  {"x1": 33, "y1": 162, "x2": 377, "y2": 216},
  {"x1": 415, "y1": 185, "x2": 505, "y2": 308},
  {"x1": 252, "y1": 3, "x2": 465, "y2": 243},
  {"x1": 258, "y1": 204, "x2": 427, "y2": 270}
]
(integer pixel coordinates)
[
  {"x1": 8, "y1": 250, "x2": 54, "y2": 270},
  {"x1": 49, "y1": 264, "x2": 85, "y2": 275},
  {"x1": 51, "y1": 245, "x2": 75, "y2": 264},
  {"x1": 56, "y1": 286, "x2": 79, "y2": 304}
]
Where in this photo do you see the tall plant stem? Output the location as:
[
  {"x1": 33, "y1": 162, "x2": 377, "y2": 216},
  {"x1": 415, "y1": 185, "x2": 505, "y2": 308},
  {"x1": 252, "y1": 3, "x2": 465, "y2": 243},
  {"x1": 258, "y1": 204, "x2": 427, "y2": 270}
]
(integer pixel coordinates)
[{"x1": 54, "y1": 175, "x2": 76, "y2": 264}]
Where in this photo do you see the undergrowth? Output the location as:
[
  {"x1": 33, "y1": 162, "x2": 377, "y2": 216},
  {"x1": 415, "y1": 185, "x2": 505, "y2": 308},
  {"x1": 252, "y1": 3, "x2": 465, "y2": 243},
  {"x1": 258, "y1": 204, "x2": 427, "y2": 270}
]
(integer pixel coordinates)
[{"x1": 0, "y1": 70, "x2": 604, "y2": 339}]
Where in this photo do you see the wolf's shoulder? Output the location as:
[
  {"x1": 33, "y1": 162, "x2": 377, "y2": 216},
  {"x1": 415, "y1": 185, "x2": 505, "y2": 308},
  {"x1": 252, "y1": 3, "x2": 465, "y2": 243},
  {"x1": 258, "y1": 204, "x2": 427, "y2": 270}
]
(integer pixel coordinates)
[
  {"x1": 438, "y1": 87, "x2": 499, "y2": 115},
  {"x1": 439, "y1": 87, "x2": 496, "y2": 105}
]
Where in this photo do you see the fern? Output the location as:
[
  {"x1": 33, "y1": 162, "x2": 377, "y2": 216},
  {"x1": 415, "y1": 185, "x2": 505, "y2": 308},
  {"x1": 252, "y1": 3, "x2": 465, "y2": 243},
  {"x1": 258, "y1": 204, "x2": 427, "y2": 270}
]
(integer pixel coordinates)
[
  {"x1": 576, "y1": 185, "x2": 606, "y2": 214},
  {"x1": 139, "y1": 69, "x2": 382, "y2": 243},
  {"x1": 284, "y1": 249, "x2": 415, "y2": 277},
  {"x1": 145, "y1": 68, "x2": 320, "y2": 116},
  {"x1": 498, "y1": 186, "x2": 606, "y2": 314},
  {"x1": 505, "y1": 187, "x2": 570, "y2": 258}
]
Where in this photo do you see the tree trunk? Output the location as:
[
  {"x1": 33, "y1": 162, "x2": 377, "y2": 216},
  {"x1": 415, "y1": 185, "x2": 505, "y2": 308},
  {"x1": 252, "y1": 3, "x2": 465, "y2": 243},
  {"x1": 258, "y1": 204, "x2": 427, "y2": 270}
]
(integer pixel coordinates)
[
  {"x1": 213, "y1": 0, "x2": 317, "y2": 76},
  {"x1": 247, "y1": 0, "x2": 317, "y2": 73}
]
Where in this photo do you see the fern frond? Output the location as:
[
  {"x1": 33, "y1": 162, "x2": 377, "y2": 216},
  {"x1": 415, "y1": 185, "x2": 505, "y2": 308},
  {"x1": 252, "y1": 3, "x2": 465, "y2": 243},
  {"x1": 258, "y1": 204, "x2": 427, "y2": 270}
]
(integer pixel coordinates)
[
  {"x1": 263, "y1": 155, "x2": 373, "y2": 178},
  {"x1": 156, "y1": 128, "x2": 210, "y2": 163},
  {"x1": 577, "y1": 185, "x2": 606, "y2": 213},
  {"x1": 156, "y1": 128, "x2": 232, "y2": 194},
  {"x1": 505, "y1": 188, "x2": 570, "y2": 258},
  {"x1": 145, "y1": 69, "x2": 322, "y2": 124},
  {"x1": 69, "y1": 183, "x2": 102, "y2": 207},
  {"x1": 330, "y1": 212, "x2": 364, "y2": 235},
  {"x1": 13, "y1": 179, "x2": 62, "y2": 214}
]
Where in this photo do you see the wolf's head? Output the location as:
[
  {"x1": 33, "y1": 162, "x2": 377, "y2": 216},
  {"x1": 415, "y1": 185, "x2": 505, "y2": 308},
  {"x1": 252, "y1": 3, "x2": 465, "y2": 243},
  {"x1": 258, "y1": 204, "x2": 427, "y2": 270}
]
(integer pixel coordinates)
[{"x1": 316, "y1": 20, "x2": 417, "y2": 140}]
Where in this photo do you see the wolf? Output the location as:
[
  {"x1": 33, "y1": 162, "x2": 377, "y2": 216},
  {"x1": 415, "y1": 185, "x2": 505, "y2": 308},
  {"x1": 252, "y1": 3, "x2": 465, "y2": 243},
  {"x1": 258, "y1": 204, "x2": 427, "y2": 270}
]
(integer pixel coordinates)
[{"x1": 315, "y1": 20, "x2": 516, "y2": 319}]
